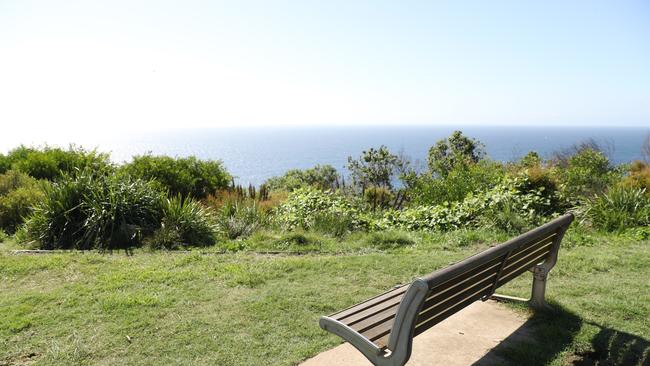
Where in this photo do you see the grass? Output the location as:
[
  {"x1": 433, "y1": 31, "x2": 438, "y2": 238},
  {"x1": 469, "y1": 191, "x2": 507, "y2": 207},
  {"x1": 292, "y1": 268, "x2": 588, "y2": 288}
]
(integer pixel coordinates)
[{"x1": 1, "y1": 228, "x2": 648, "y2": 365}]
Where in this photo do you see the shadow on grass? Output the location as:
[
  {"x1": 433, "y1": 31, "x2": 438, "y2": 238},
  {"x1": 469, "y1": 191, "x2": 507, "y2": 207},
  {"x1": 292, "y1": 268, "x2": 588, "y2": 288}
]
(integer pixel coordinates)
[{"x1": 474, "y1": 303, "x2": 649, "y2": 366}]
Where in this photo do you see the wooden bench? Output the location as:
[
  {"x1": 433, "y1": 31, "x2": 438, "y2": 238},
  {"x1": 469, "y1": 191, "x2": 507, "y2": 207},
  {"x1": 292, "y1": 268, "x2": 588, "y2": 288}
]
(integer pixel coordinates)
[{"x1": 319, "y1": 213, "x2": 574, "y2": 366}]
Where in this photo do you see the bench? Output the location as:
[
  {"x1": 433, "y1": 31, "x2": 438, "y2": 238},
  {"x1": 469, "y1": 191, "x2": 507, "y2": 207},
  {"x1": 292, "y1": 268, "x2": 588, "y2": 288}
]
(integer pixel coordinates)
[{"x1": 319, "y1": 213, "x2": 574, "y2": 366}]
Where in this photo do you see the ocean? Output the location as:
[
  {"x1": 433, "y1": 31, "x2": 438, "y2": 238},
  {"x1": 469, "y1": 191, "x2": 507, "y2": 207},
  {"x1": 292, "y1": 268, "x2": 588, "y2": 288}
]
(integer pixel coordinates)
[{"x1": 3, "y1": 125, "x2": 649, "y2": 186}]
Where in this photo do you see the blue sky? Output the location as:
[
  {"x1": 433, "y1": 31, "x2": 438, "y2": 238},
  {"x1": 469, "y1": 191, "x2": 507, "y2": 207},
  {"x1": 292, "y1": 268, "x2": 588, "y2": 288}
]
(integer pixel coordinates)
[{"x1": 1, "y1": 0, "x2": 649, "y2": 137}]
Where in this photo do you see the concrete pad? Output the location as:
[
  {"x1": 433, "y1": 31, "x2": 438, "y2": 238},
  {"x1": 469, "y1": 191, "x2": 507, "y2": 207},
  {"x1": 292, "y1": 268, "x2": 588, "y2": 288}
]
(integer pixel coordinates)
[{"x1": 301, "y1": 300, "x2": 530, "y2": 366}]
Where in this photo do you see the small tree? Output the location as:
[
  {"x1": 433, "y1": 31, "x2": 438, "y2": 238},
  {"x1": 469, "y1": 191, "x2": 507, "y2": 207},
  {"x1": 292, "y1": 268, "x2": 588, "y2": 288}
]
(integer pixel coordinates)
[
  {"x1": 427, "y1": 131, "x2": 485, "y2": 177},
  {"x1": 347, "y1": 146, "x2": 407, "y2": 191}
]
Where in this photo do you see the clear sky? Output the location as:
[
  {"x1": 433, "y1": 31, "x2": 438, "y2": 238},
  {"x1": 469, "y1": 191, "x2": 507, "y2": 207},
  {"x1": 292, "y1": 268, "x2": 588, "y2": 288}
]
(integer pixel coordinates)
[{"x1": 1, "y1": 0, "x2": 649, "y2": 139}]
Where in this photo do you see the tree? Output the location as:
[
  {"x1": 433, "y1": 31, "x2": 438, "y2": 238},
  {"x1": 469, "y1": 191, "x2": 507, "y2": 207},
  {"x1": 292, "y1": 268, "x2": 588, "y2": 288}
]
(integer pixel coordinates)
[
  {"x1": 347, "y1": 146, "x2": 407, "y2": 190},
  {"x1": 427, "y1": 131, "x2": 485, "y2": 177}
]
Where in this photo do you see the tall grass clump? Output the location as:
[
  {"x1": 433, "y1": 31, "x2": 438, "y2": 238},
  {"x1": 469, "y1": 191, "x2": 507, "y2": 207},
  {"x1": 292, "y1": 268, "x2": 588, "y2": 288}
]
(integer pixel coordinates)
[
  {"x1": 147, "y1": 196, "x2": 216, "y2": 249},
  {"x1": 580, "y1": 186, "x2": 650, "y2": 231},
  {"x1": 203, "y1": 191, "x2": 267, "y2": 240},
  {"x1": 23, "y1": 172, "x2": 165, "y2": 250}
]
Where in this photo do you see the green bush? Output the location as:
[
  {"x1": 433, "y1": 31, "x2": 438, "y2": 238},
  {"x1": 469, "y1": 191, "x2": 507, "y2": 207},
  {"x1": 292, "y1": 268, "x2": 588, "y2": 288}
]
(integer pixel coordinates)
[
  {"x1": 24, "y1": 172, "x2": 165, "y2": 250},
  {"x1": 5, "y1": 145, "x2": 112, "y2": 180},
  {"x1": 0, "y1": 170, "x2": 46, "y2": 233},
  {"x1": 404, "y1": 160, "x2": 505, "y2": 206},
  {"x1": 273, "y1": 188, "x2": 369, "y2": 232},
  {"x1": 0, "y1": 154, "x2": 9, "y2": 174},
  {"x1": 556, "y1": 148, "x2": 617, "y2": 199},
  {"x1": 147, "y1": 196, "x2": 216, "y2": 249},
  {"x1": 0, "y1": 228, "x2": 7, "y2": 243},
  {"x1": 265, "y1": 164, "x2": 340, "y2": 191},
  {"x1": 312, "y1": 212, "x2": 355, "y2": 237},
  {"x1": 122, "y1": 155, "x2": 231, "y2": 199},
  {"x1": 580, "y1": 186, "x2": 650, "y2": 231},
  {"x1": 376, "y1": 177, "x2": 557, "y2": 232}
]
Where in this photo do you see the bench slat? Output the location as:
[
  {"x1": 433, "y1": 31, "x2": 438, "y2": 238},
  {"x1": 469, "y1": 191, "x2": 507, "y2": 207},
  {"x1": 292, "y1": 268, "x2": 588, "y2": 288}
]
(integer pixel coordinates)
[{"x1": 331, "y1": 285, "x2": 407, "y2": 321}]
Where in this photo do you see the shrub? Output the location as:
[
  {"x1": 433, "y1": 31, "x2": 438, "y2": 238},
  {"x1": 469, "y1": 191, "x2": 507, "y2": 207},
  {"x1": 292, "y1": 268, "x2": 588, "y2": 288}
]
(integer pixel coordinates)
[
  {"x1": 5, "y1": 145, "x2": 112, "y2": 180},
  {"x1": 265, "y1": 165, "x2": 341, "y2": 191},
  {"x1": 0, "y1": 154, "x2": 9, "y2": 175},
  {"x1": 579, "y1": 186, "x2": 650, "y2": 231},
  {"x1": 122, "y1": 155, "x2": 231, "y2": 199},
  {"x1": 147, "y1": 196, "x2": 216, "y2": 249},
  {"x1": 24, "y1": 172, "x2": 165, "y2": 249},
  {"x1": 312, "y1": 212, "x2": 355, "y2": 237},
  {"x1": 428, "y1": 130, "x2": 485, "y2": 177},
  {"x1": 376, "y1": 177, "x2": 557, "y2": 232},
  {"x1": 0, "y1": 228, "x2": 7, "y2": 243},
  {"x1": 0, "y1": 170, "x2": 46, "y2": 233},
  {"x1": 347, "y1": 145, "x2": 408, "y2": 190},
  {"x1": 622, "y1": 161, "x2": 650, "y2": 190},
  {"x1": 274, "y1": 188, "x2": 369, "y2": 231},
  {"x1": 363, "y1": 186, "x2": 394, "y2": 210},
  {"x1": 555, "y1": 148, "x2": 617, "y2": 198},
  {"x1": 404, "y1": 160, "x2": 505, "y2": 206}
]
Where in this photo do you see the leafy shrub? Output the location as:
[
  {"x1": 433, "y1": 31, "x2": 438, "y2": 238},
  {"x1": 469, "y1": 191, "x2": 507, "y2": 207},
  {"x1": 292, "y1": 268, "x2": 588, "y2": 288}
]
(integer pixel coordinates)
[
  {"x1": 428, "y1": 130, "x2": 485, "y2": 177},
  {"x1": 579, "y1": 186, "x2": 650, "y2": 231},
  {"x1": 404, "y1": 160, "x2": 505, "y2": 206},
  {"x1": 0, "y1": 170, "x2": 46, "y2": 233},
  {"x1": 0, "y1": 228, "x2": 7, "y2": 243},
  {"x1": 265, "y1": 165, "x2": 341, "y2": 191},
  {"x1": 364, "y1": 231, "x2": 415, "y2": 249},
  {"x1": 122, "y1": 155, "x2": 230, "y2": 199},
  {"x1": 147, "y1": 196, "x2": 216, "y2": 249},
  {"x1": 623, "y1": 161, "x2": 650, "y2": 190},
  {"x1": 0, "y1": 154, "x2": 10, "y2": 175},
  {"x1": 274, "y1": 188, "x2": 369, "y2": 231},
  {"x1": 5, "y1": 145, "x2": 112, "y2": 180},
  {"x1": 376, "y1": 177, "x2": 557, "y2": 232},
  {"x1": 24, "y1": 172, "x2": 165, "y2": 249},
  {"x1": 363, "y1": 186, "x2": 394, "y2": 210},
  {"x1": 556, "y1": 148, "x2": 617, "y2": 198},
  {"x1": 347, "y1": 145, "x2": 408, "y2": 190}
]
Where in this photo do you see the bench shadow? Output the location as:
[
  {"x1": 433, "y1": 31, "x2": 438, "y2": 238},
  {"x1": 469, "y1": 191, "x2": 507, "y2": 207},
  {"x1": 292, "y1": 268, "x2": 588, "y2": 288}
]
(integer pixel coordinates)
[{"x1": 472, "y1": 303, "x2": 650, "y2": 366}]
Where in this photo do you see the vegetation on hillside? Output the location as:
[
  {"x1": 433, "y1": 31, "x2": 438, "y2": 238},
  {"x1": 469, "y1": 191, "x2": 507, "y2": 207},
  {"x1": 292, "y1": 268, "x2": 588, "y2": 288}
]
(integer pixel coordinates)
[{"x1": 1, "y1": 131, "x2": 649, "y2": 250}]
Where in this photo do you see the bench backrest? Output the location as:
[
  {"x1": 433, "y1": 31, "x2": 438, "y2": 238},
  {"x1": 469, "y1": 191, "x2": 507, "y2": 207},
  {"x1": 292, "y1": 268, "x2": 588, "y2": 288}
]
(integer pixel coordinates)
[{"x1": 409, "y1": 213, "x2": 573, "y2": 338}]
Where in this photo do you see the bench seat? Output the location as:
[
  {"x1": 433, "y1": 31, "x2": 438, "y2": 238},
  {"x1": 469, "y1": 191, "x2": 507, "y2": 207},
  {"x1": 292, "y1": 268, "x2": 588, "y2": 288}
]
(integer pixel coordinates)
[{"x1": 320, "y1": 214, "x2": 574, "y2": 366}]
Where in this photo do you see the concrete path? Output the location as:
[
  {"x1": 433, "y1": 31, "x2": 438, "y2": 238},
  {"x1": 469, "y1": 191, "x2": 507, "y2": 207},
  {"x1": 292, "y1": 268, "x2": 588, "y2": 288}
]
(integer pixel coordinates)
[{"x1": 301, "y1": 300, "x2": 532, "y2": 366}]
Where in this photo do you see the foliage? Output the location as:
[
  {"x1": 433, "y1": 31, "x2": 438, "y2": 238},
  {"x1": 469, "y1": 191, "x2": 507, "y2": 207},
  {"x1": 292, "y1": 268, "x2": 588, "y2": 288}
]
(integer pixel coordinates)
[
  {"x1": 579, "y1": 186, "x2": 650, "y2": 231},
  {"x1": 0, "y1": 170, "x2": 46, "y2": 233},
  {"x1": 556, "y1": 148, "x2": 616, "y2": 198},
  {"x1": 622, "y1": 160, "x2": 650, "y2": 190},
  {"x1": 274, "y1": 188, "x2": 369, "y2": 232},
  {"x1": 265, "y1": 164, "x2": 341, "y2": 191},
  {"x1": 4, "y1": 145, "x2": 112, "y2": 180},
  {"x1": 427, "y1": 130, "x2": 485, "y2": 177},
  {"x1": 376, "y1": 177, "x2": 557, "y2": 232},
  {"x1": 122, "y1": 154, "x2": 230, "y2": 199},
  {"x1": 363, "y1": 185, "x2": 395, "y2": 211},
  {"x1": 347, "y1": 145, "x2": 408, "y2": 190},
  {"x1": 23, "y1": 172, "x2": 165, "y2": 250},
  {"x1": 0, "y1": 228, "x2": 6, "y2": 243},
  {"x1": 518, "y1": 151, "x2": 542, "y2": 168},
  {"x1": 212, "y1": 198, "x2": 266, "y2": 240},
  {"x1": 404, "y1": 160, "x2": 505, "y2": 206},
  {"x1": 147, "y1": 196, "x2": 217, "y2": 249}
]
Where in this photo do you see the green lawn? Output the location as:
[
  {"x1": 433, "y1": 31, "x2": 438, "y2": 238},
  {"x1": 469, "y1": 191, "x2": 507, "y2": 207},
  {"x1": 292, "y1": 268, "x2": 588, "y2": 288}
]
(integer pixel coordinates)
[{"x1": 1, "y1": 229, "x2": 648, "y2": 365}]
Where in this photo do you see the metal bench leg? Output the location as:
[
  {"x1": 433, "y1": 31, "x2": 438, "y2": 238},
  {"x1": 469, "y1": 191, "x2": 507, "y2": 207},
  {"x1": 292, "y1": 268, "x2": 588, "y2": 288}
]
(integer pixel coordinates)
[{"x1": 529, "y1": 266, "x2": 552, "y2": 310}]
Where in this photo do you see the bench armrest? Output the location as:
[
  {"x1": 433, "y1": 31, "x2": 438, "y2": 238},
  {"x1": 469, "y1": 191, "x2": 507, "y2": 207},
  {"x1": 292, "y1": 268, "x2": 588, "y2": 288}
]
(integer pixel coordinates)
[{"x1": 319, "y1": 316, "x2": 384, "y2": 361}]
